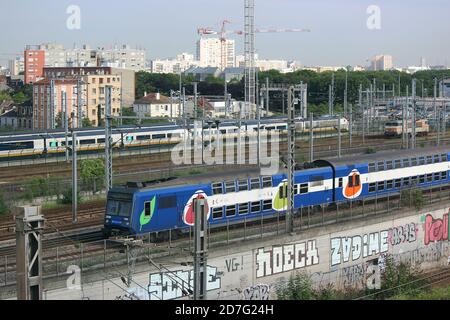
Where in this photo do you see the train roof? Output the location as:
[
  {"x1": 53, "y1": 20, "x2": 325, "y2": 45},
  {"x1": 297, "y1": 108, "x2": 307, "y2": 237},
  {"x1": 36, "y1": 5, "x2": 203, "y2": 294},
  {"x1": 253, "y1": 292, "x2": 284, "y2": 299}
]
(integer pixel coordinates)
[{"x1": 325, "y1": 146, "x2": 450, "y2": 168}]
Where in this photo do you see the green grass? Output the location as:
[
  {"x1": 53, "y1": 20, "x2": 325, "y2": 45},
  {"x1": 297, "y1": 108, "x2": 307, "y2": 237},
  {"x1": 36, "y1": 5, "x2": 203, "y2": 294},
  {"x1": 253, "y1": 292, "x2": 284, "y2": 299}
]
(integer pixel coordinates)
[{"x1": 389, "y1": 286, "x2": 450, "y2": 300}]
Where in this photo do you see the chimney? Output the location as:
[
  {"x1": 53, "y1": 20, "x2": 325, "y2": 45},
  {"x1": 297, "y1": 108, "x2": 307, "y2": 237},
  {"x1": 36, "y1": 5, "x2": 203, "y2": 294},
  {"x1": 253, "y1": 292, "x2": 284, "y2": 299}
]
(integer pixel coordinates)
[
  {"x1": 156, "y1": 92, "x2": 160, "y2": 100},
  {"x1": 144, "y1": 91, "x2": 147, "y2": 97}
]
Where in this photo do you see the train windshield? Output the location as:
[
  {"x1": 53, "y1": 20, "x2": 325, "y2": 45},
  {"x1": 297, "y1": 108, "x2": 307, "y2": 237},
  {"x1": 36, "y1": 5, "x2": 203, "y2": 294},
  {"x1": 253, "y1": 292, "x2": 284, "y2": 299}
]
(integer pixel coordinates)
[{"x1": 107, "y1": 193, "x2": 133, "y2": 217}]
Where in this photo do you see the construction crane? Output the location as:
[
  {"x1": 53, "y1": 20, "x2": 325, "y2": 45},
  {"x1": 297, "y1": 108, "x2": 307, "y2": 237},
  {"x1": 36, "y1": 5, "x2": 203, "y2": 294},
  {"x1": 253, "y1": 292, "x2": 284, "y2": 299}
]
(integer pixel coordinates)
[{"x1": 197, "y1": 21, "x2": 311, "y2": 70}]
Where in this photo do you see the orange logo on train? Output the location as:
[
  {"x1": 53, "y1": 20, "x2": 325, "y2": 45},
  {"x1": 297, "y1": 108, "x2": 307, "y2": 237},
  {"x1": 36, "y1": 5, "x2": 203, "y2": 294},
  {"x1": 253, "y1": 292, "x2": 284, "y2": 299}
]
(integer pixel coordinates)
[{"x1": 343, "y1": 169, "x2": 362, "y2": 199}]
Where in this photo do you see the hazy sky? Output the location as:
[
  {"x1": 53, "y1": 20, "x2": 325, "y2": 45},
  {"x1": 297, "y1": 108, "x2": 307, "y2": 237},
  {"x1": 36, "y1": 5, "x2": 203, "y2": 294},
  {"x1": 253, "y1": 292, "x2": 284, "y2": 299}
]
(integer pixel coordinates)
[{"x1": 1, "y1": 0, "x2": 449, "y2": 67}]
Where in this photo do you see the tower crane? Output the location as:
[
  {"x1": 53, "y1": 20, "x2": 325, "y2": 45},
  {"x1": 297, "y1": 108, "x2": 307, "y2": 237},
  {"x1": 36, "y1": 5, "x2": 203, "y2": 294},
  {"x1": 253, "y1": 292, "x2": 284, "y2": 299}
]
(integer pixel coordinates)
[{"x1": 197, "y1": 21, "x2": 311, "y2": 70}]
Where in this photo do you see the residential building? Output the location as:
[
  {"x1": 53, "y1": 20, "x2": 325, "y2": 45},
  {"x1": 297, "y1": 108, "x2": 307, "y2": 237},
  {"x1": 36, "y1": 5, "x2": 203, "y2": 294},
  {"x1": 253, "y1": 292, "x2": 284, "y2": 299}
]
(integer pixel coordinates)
[
  {"x1": 369, "y1": 55, "x2": 393, "y2": 71},
  {"x1": 8, "y1": 57, "x2": 24, "y2": 76},
  {"x1": 43, "y1": 66, "x2": 135, "y2": 108},
  {"x1": 133, "y1": 92, "x2": 180, "y2": 118},
  {"x1": 0, "y1": 108, "x2": 18, "y2": 129},
  {"x1": 66, "y1": 44, "x2": 99, "y2": 67},
  {"x1": 197, "y1": 38, "x2": 235, "y2": 69},
  {"x1": 150, "y1": 53, "x2": 200, "y2": 74},
  {"x1": 98, "y1": 44, "x2": 146, "y2": 71},
  {"x1": 221, "y1": 67, "x2": 245, "y2": 82},
  {"x1": 16, "y1": 104, "x2": 33, "y2": 130},
  {"x1": 440, "y1": 78, "x2": 450, "y2": 98},
  {"x1": 39, "y1": 43, "x2": 67, "y2": 67},
  {"x1": 24, "y1": 46, "x2": 45, "y2": 84}
]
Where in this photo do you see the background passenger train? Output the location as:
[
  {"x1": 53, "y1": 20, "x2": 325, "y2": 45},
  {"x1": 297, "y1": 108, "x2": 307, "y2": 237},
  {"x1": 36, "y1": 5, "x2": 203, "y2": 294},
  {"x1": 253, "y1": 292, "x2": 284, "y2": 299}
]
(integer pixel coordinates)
[{"x1": 384, "y1": 119, "x2": 429, "y2": 137}]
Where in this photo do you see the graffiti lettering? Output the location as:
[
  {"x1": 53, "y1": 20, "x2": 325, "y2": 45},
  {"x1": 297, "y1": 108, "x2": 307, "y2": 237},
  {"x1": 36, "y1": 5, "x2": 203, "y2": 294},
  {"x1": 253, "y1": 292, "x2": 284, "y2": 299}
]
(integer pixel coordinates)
[
  {"x1": 389, "y1": 223, "x2": 417, "y2": 246},
  {"x1": 331, "y1": 232, "x2": 388, "y2": 266},
  {"x1": 342, "y1": 264, "x2": 365, "y2": 288},
  {"x1": 256, "y1": 240, "x2": 319, "y2": 278},
  {"x1": 148, "y1": 266, "x2": 221, "y2": 300},
  {"x1": 225, "y1": 256, "x2": 244, "y2": 273},
  {"x1": 424, "y1": 213, "x2": 449, "y2": 245},
  {"x1": 243, "y1": 284, "x2": 270, "y2": 300}
]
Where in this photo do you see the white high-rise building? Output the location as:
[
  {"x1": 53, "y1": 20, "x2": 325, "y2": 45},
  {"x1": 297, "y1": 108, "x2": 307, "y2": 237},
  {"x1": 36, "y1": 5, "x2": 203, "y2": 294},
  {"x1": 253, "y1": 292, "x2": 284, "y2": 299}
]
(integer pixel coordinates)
[
  {"x1": 150, "y1": 53, "x2": 200, "y2": 74},
  {"x1": 8, "y1": 56, "x2": 24, "y2": 76},
  {"x1": 370, "y1": 55, "x2": 393, "y2": 71},
  {"x1": 39, "y1": 43, "x2": 67, "y2": 67},
  {"x1": 196, "y1": 38, "x2": 235, "y2": 69}
]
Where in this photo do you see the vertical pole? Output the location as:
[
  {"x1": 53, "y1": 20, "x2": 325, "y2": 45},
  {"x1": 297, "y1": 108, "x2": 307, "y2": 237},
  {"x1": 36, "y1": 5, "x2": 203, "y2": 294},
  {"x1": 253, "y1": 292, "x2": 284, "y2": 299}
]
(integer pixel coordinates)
[
  {"x1": 224, "y1": 79, "x2": 228, "y2": 119},
  {"x1": 331, "y1": 73, "x2": 335, "y2": 115},
  {"x1": 77, "y1": 79, "x2": 83, "y2": 128},
  {"x1": 349, "y1": 105, "x2": 353, "y2": 147},
  {"x1": 281, "y1": 89, "x2": 285, "y2": 116},
  {"x1": 406, "y1": 85, "x2": 409, "y2": 149},
  {"x1": 309, "y1": 112, "x2": 313, "y2": 162},
  {"x1": 402, "y1": 101, "x2": 406, "y2": 149},
  {"x1": 286, "y1": 86, "x2": 295, "y2": 234},
  {"x1": 62, "y1": 90, "x2": 69, "y2": 162},
  {"x1": 105, "y1": 86, "x2": 113, "y2": 193},
  {"x1": 265, "y1": 77, "x2": 269, "y2": 116},
  {"x1": 328, "y1": 85, "x2": 332, "y2": 116},
  {"x1": 170, "y1": 90, "x2": 173, "y2": 119},
  {"x1": 338, "y1": 115, "x2": 341, "y2": 158},
  {"x1": 412, "y1": 79, "x2": 416, "y2": 149},
  {"x1": 344, "y1": 71, "x2": 348, "y2": 118},
  {"x1": 72, "y1": 131, "x2": 77, "y2": 223},
  {"x1": 434, "y1": 78, "x2": 438, "y2": 145},
  {"x1": 359, "y1": 84, "x2": 364, "y2": 144},
  {"x1": 193, "y1": 82, "x2": 198, "y2": 119},
  {"x1": 193, "y1": 198, "x2": 208, "y2": 300}
]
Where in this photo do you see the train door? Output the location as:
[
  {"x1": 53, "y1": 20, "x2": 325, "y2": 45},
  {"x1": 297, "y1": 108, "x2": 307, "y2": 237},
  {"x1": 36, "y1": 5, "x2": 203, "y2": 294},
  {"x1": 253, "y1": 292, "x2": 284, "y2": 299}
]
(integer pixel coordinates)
[{"x1": 343, "y1": 169, "x2": 363, "y2": 199}]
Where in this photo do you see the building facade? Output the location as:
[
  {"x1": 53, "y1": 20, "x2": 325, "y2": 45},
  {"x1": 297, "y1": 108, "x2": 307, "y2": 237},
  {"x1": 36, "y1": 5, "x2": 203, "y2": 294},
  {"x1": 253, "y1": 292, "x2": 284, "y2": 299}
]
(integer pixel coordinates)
[
  {"x1": 8, "y1": 57, "x2": 24, "y2": 76},
  {"x1": 24, "y1": 46, "x2": 45, "y2": 84},
  {"x1": 150, "y1": 53, "x2": 200, "y2": 74},
  {"x1": 196, "y1": 38, "x2": 235, "y2": 69},
  {"x1": 370, "y1": 55, "x2": 393, "y2": 71},
  {"x1": 133, "y1": 93, "x2": 181, "y2": 118}
]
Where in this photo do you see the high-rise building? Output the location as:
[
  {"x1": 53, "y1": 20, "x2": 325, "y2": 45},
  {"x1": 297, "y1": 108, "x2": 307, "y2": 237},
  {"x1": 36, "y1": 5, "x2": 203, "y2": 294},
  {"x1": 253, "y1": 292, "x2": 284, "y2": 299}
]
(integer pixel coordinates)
[
  {"x1": 150, "y1": 53, "x2": 200, "y2": 74},
  {"x1": 196, "y1": 38, "x2": 235, "y2": 69},
  {"x1": 39, "y1": 43, "x2": 67, "y2": 67},
  {"x1": 98, "y1": 45, "x2": 146, "y2": 71},
  {"x1": 24, "y1": 46, "x2": 45, "y2": 84},
  {"x1": 369, "y1": 55, "x2": 393, "y2": 71},
  {"x1": 8, "y1": 57, "x2": 24, "y2": 76}
]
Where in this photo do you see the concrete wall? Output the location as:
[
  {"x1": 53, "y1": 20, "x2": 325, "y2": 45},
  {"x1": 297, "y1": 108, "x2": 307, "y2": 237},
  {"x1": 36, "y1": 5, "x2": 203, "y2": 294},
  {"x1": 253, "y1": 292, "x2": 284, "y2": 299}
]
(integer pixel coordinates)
[{"x1": 43, "y1": 204, "x2": 450, "y2": 300}]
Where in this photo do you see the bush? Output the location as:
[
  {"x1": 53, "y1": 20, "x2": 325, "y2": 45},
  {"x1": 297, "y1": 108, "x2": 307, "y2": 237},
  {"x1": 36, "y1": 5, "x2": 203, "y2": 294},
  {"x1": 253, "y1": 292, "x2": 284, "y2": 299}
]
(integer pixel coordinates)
[
  {"x1": 59, "y1": 187, "x2": 81, "y2": 205},
  {"x1": 365, "y1": 147, "x2": 376, "y2": 154},
  {"x1": 401, "y1": 189, "x2": 424, "y2": 210}
]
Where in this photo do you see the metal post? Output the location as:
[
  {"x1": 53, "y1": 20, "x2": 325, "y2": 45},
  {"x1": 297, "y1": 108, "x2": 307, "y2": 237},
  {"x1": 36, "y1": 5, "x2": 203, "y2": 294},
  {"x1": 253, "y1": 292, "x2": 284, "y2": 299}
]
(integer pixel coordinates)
[
  {"x1": 72, "y1": 130, "x2": 77, "y2": 223},
  {"x1": 224, "y1": 79, "x2": 228, "y2": 119},
  {"x1": 309, "y1": 112, "x2": 313, "y2": 162},
  {"x1": 338, "y1": 115, "x2": 341, "y2": 158},
  {"x1": 434, "y1": 78, "x2": 438, "y2": 145},
  {"x1": 328, "y1": 85, "x2": 332, "y2": 116},
  {"x1": 411, "y1": 79, "x2": 416, "y2": 149},
  {"x1": 406, "y1": 85, "x2": 409, "y2": 149},
  {"x1": 265, "y1": 77, "x2": 269, "y2": 116},
  {"x1": 193, "y1": 82, "x2": 198, "y2": 119},
  {"x1": 193, "y1": 198, "x2": 208, "y2": 300},
  {"x1": 105, "y1": 86, "x2": 113, "y2": 193},
  {"x1": 349, "y1": 105, "x2": 353, "y2": 147},
  {"x1": 50, "y1": 79, "x2": 56, "y2": 129},
  {"x1": 77, "y1": 79, "x2": 83, "y2": 128},
  {"x1": 170, "y1": 90, "x2": 173, "y2": 119},
  {"x1": 16, "y1": 206, "x2": 44, "y2": 300},
  {"x1": 286, "y1": 86, "x2": 296, "y2": 234},
  {"x1": 62, "y1": 90, "x2": 69, "y2": 162},
  {"x1": 344, "y1": 71, "x2": 348, "y2": 118}
]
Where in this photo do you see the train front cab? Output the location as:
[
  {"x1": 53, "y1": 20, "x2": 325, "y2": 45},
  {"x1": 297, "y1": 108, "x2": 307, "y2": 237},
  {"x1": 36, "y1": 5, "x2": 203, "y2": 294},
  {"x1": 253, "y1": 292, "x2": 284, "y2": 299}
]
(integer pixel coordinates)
[{"x1": 104, "y1": 188, "x2": 135, "y2": 236}]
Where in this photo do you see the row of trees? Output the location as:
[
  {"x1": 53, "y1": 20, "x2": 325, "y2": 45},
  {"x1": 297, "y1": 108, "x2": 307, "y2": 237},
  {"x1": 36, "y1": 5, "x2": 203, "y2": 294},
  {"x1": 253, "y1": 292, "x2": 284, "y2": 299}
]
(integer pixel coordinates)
[{"x1": 136, "y1": 69, "x2": 450, "y2": 116}]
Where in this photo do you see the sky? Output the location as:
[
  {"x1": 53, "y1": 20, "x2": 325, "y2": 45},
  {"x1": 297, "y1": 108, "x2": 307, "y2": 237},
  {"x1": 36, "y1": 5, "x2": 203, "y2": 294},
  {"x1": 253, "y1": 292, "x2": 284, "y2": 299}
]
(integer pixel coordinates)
[{"x1": 0, "y1": 0, "x2": 449, "y2": 68}]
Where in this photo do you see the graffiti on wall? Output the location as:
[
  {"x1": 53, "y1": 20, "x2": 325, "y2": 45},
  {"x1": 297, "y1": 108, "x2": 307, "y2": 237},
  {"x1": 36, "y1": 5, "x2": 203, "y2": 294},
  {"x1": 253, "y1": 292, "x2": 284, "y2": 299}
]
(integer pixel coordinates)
[
  {"x1": 225, "y1": 256, "x2": 244, "y2": 273},
  {"x1": 242, "y1": 284, "x2": 270, "y2": 300},
  {"x1": 148, "y1": 266, "x2": 221, "y2": 300},
  {"x1": 331, "y1": 231, "x2": 389, "y2": 266},
  {"x1": 255, "y1": 240, "x2": 319, "y2": 278},
  {"x1": 388, "y1": 223, "x2": 418, "y2": 246},
  {"x1": 423, "y1": 213, "x2": 449, "y2": 245}
]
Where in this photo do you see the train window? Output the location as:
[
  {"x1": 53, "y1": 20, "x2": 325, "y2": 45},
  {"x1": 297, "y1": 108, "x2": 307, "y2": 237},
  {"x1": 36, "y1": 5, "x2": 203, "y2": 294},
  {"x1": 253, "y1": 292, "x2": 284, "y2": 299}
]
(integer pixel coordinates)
[
  {"x1": 225, "y1": 181, "x2": 236, "y2": 193},
  {"x1": 137, "y1": 135, "x2": 151, "y2": 141},
  {"x1": 441, "y1": 154, "x2": 448, "y2": 162},
  {"x1": 144, "y1": 201, "x2": 152, "y2": 217},
  {"x1": 158, "y1": 196, "x2": 177, "y2": 209},
  {"x1": 441, "y1": 172, "x2": 447, "y2": 180},
  {"x1": 80, "y1": 139, "x2": 96, "y2": 145},
  {"x1": 369, "y1": 183, "x2": 376, "y2": 193},
  {"x1": 434, "y1": 172, "x2": 440, "y2": 181},
  {"x1": 294, "y1": 184, "x2": 299, "y2": 195},
  {"x1": 238, "y1": 203, "x2": 249, "y2": 215},
  {"x1": 348, "y1": 176, "x2": 353, "y2": 188},
  {"x1": 403, "y1": 159, "x2": 410, "y2": 167},
  {"x1": 251, "y1": 201, "x2": 261, "y2": 213},
  {"x1": 434, "y1": 155, "x2": 440, "y2": 163},
  {"x1": 277, "y1": 126, "x2": 287, "y2": 130},
  {"x1": 377, "y1": 162, "x2": 385, "y2": 171},
  {"x1": 126, "y1": 136, "x2": 134, "y2": 142},
  {"x1": 394, "y1": 179, "x2": 402, "y2": 188},
  {"x1": 386, "y1": 180, "x2": 393, "y2": 189},
  {"x1": 377, "y1": 181, "x2": 385, "y2": 191},
  {"x1": 419, "y1": 157, "x2": 425, "y2": 165},
  {"x1": 97, "y1": 138, "x2": 105, "y2": 143},
  {"x1": 411, "y1": 158, "x2": 417, "y2": 166},
  {"x1": 226, "y1": 205, "x2": 236, "y2": 217},
  {"x1": 426, "y1": 156, "x2": 433, "y2": 164},
  {"x1": 212, "y1": 207, "x2": 223, "y2": 220},
  {"x1": 411, "y1": 176, "x2": 418, "y2": 186},
  {"x1": 419, "y1": 175, "x2": 425, "y2": 184},
  {"x1": 49, "y1": 141, "x2": 58, "y2": 147},
  {"x1": 403, "y1": 177, "x2": 410, "y2": 187},
  {"x1": 386, "y1": 161, "x2": 393, "y2": 170},
  {"x1": 262, "y1": 177, "x2": 273, "y2": 188},
  {"x1": 212, "y1": 183, "x2": 223, "y2": 195},
  {"x1": 394, "y1": 160, "x2": 402, "y2": 169},
  {"x1": 426, "y1": 174, "x2": 433, "y2": 182},
  {"x1": 355, "y1": 175, "x2": 360, "y2": 186},
  {"x1": 153, "y1": 134, "x2": 166, "y2": 139},
  {"x1": 300, "y1": 183, "x2": 309, "y2": 194},
  {"x1": 311, "y1": 176, "x2": 324, "y2": 187},
  {"x1": 262, "y1": 199, "x2": 272, "y2": 211},
  {"x1": 250, "y1": 178, "x2": 261, "y2": 190},
  {"x1": 0, "y1": 141, "x2": 34, "y2": 151},
  {"x1": 220, "y1": 129, "x2": 227, "y2": 134},
  {"x1": 237, "y1": 179, "x2": 248, "y2": 191},
  {"x1": 338, "y1": 178, "x2": 343, "y2": 188},
  {"x1": 368, "y1": 163, "x2": 376, "y2": 172}
]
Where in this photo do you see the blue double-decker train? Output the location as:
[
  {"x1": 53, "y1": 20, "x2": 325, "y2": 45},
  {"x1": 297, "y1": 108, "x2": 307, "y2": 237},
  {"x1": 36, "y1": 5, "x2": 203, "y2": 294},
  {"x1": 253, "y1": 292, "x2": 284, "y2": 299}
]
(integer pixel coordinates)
[{"x1": 104, "y1": 147, "x2": 450, "y2": 236}]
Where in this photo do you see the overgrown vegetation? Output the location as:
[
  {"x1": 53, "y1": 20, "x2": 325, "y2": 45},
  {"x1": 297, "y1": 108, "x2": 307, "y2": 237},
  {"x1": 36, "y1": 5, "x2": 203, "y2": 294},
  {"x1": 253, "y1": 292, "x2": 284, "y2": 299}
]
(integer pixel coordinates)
[
  {"x1": 0, "y1": 190, "x2": 9, "y2": 215},
  {"x1": 80, "y1": 159, "x2": 105, "y2": 193},
  {"x1": 276, "y1": 256, "x2": 430, "y2": 300},
  {"x1": 401, "y1": 188, "x2": 424, "y2": 210}
]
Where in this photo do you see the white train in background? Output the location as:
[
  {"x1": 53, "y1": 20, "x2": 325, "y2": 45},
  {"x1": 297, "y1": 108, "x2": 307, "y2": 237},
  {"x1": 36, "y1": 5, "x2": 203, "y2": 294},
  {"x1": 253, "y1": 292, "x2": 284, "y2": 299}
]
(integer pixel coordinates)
[{"x1": 0, "y1": 116, "x2": 349, "y2": 160}]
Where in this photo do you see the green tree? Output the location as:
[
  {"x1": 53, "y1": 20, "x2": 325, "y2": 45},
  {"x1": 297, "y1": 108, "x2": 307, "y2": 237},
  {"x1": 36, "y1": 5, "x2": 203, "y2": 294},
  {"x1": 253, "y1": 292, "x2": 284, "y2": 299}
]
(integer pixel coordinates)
[
  {"x1": 80, "y1": 159, "x2": 105, "y2": 193},
  {"x1": 12, "y1": 92, "x2": 27, "y2": 104},
  {"x1": 82, "y1": 117, "x2": 94, "y2": 128},
  {"x1": 120, "y1": 107, "x2": 138, "y2": 125}
]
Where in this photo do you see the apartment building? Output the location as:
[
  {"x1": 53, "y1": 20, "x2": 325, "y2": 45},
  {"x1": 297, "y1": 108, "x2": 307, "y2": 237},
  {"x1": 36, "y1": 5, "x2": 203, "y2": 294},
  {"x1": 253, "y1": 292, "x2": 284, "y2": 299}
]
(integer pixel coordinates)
[{"x1": 24, "y1": 46, "x2": 45, "y2": 84}]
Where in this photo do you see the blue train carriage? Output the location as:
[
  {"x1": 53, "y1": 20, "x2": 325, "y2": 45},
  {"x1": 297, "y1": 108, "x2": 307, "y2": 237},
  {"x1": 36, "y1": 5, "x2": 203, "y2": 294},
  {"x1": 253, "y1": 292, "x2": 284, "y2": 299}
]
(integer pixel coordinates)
[{"x1": 104, "y1": 147, "x2": 450, "y2": 237}]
